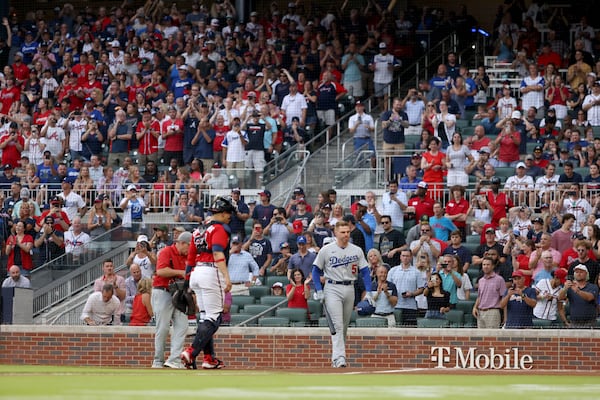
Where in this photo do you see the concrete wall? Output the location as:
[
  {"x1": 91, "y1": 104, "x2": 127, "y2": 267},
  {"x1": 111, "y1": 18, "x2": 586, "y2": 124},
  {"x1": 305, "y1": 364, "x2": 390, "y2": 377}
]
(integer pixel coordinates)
[{"x1": 1, "y1": 325, "x2": 599, "y2": 370}]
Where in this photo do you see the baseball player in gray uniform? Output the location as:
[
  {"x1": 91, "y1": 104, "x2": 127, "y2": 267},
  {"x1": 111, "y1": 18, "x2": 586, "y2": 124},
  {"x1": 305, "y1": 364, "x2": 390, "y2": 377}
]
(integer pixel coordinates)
[{"x1": 312, "y1": 220, "x2": 372, "y2": 368}]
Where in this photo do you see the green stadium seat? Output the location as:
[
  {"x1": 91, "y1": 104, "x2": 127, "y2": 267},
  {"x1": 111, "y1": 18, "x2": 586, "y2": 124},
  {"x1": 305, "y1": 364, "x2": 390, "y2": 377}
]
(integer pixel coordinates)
[
  {"x1": 276, "y1": 308, "x2": 308, "y2": 326},
  {"x1": 465, "y1": 234, "x2": 481, "y2": 245},
  {"x1": 355, "y1": 317, "x2": 388, "y2": 327},
  {"x1": 231, "y1": 295, "x2": 255, "y2": 311},
  {"x1": 463, "y1": 242, "x2": 479, "y2": 254},
  {"x1": 460, "y1": 126, "x2": 475, "y2": 137},
  {"x1": 229, "y1": 304, "x2": 239, "y2": 314},
  {"x1": 417, "y1": 318, "x2": 450, "y2": 328},
  {"x1": 532, "y1": 318, "x2": 553, "y2": 329},
  {"x1": 243, "y1": 304, "x2": 274, "y2": 317},
  {"x1": 464, "y1": 110, "x2": 478, "y2": 121},
  {"x1": 574, "y1": 167, "x2": 588, "y2": 177},
  {"x1": 307, "y1": 299, "x2": 323, "y2": 323},
  {"x1": 249, "y1": 286, "x2": 270, "y2": 301},
  {"x1": 260, "y1": 295, "x2": 288, "y2": 307},
  {"x1": 445, "y1": 310, "x2": 464, "y2": 327},
  {"x1": 526, "y1": 142, "x2": 541, "y2": 154},
  {"x1": 469, "y1": 291, "x2": 478, "y2": 301},
  {"x1": 494, "y1": 167, "x2": 515, "y2": 179},
  {"x1": 258, "y1": 316, "x2": 290, "y2": 327},
  {"x1": 230, "y1": 313, "x2": 258, "y2": 326},
  {"x1": 394, "y1": 309, "x2": 403, "y2": 327},
  {"x1": 471, "y1": 119, "x2": 483, "y2": 127},
  {"x1": 455, "y1": 119, "x2": 470, "y2": 129},
  {"x1": 456, "y1": 300, "x2": 476, "y2": 327}
]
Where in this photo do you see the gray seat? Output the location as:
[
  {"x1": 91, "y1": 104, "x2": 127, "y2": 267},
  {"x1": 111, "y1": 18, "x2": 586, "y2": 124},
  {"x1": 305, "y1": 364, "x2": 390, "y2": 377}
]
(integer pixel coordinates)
[
  {"x1": 243, "y1": 304, "x2": 274, "y2": 317},
  {"x1": 229, "y1": 313, "x2": 258, "y2": 326},
  {"x1": 231, "y1": 295, "x2": 255, "y2": 311}
]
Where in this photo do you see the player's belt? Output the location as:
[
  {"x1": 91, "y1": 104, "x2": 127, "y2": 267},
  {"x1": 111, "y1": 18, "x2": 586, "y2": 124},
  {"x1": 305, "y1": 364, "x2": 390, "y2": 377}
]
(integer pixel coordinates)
[
  {"x1": 196, "y1": 262, "x2": 216, "y2": 268},
  {"x1": 327, "y1": 279, "x2": 354, "y2": 285},
  {"x1": 153, "y1": 286, "x2": 168, "y2": 291}
]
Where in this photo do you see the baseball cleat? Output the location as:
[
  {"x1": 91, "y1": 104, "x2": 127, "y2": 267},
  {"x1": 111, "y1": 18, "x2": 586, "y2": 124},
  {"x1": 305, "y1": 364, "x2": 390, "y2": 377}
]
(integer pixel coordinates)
[
  {"x1": 202, "y1": 355, "x2": 225, "y2": 369},
  {"x1": 163, "y1": 360, "x2": 184, "y2": 369},
  {"x1": 181, "y1": 347, "x2": 197, "y2": 369},
  {"x1": 332, "y1": 357, "x2": 347, "y2": 368}
]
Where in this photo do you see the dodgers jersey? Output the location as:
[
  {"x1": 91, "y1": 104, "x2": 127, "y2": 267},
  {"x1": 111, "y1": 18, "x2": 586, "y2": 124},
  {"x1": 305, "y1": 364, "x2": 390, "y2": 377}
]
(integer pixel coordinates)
[{"x1": 313, "y1": 241, "x2": 368, "y2": 282}]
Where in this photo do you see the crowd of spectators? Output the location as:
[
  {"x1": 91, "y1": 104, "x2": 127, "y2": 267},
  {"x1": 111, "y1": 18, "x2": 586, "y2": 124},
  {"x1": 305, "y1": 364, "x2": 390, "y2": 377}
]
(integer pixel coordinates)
[{"x1": 1, "y1": 1, "x2": 599, "y2": 328}]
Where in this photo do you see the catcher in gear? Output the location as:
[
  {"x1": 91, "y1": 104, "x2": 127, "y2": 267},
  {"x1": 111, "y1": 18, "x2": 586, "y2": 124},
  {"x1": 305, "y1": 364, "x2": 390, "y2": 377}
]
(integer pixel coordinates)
[{"x1": 181, "y1": 196, "x2": 234, "y2": 369}]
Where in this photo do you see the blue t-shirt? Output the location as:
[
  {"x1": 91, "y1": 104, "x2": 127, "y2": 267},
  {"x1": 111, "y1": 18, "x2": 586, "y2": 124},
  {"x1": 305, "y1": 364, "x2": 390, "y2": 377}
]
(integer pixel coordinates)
[
  {"x1": 129, "y1": 198, "x2": 143, "y2": 220},
  {"x1": 429, "y1": 216, "x2": 457, "y2": 242}
]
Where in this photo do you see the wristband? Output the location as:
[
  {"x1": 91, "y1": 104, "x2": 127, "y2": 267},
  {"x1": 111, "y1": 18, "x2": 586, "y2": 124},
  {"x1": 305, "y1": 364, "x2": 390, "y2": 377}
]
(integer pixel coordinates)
[{"x1": 214, "y1": 258, "x2": 225, "y2": 263}]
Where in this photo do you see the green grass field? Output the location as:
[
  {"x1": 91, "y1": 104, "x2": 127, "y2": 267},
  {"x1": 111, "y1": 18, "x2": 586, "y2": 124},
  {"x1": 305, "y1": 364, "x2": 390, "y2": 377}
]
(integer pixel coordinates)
[{"x1": 0, "y1": 365, "x2": 598, "y2": 399}]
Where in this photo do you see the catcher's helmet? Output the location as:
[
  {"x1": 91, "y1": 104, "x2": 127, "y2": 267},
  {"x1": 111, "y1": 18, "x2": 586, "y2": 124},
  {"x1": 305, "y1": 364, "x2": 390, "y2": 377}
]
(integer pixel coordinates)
[{"x1": 209, "y1": 195, "x2": 235, "y2": 214}]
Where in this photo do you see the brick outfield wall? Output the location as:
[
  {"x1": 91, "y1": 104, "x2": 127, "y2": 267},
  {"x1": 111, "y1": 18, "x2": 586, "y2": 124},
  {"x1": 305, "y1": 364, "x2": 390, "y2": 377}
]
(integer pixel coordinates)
[{"x1": 1, "y1": 325, "x2": 599, "y2": 370}]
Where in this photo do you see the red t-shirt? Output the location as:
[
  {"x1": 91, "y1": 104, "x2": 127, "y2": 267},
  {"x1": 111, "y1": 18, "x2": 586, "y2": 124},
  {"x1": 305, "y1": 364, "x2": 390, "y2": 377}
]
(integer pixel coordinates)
[
  {"x1": 486, "y1": 191, "x2": 513, "y2": 226},
  {"x1": 286, "y1": 283, "x2": 309, "y2": 310},
  {"x1": 136, "y1": 120, "x2": 161, "y2": 154},
  {"x1": 33, "y1": 110, "x2": 51, "y2": 127},
  {"x1": 153, "y1": 244, "x2": 187, "y2": 289},
  {"x1": 497, "y1": 132, "x2": 521, "y2": 163},
  {"x1": 213, "y1": 124, "x2": 229, "y2": 152},
  {"x1": 422, "y1": 151, "x2": 445, "y2": 184},
  {"x1": 407, "y1": 195, "x2": 435, "y2": 221},
  {"x1": 6, "y1": 234, "x2": 34, "y2": 271},
  {"x1": 445, "y1": 198, "x2": 469, "y2": 228},
  {"x1": 0, "y1": 86, "x2": 21, "y2": 114},
  {"x1": 516, "y1": 253, "x2": 533, "y2": 287},
  {"x1": 0, "y1": 132, "x2": 25, "y2": 168},
  {"x1": 162, "y1": 118, "x2": 185, "y2": 151}
]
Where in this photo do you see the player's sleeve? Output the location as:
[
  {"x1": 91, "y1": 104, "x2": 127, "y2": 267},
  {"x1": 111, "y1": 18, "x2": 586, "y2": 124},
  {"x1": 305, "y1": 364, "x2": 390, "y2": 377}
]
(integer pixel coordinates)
[
  {"x1": 360, "y1": 266, "x2": 372, "y2": 292},
  {"x1": 211, "y1": 226, "x2": 229, "y2": 253},
  {"x1": 312, "y1": 251, "x2": 324, "y2": 291}
]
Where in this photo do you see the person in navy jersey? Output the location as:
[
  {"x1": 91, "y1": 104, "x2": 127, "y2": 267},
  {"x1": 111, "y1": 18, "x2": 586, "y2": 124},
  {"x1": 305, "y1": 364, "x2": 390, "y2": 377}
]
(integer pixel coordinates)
[
  {"x1": 501, "y1": 270, "x2": 537, "y2": 328},
  {"x1": 229, "y1": 188, "x2": 250, "y2": 240},
  {"x1": 252, "y1": 190, "x2": 276, "y2": 228},
  {"x1": 242, "y1": 220, "x2": 273, "y2": 281},
  {"x1": 107, "y1": 109, "x2": 132, "y2": 168}
]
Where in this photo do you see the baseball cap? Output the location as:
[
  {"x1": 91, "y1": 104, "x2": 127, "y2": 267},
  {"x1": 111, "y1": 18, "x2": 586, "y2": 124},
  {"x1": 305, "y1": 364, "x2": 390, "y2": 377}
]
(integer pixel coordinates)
[
  {"x1": 560, "y1": 148, "x2": 569, "y2": 153},
  {"x1": 231, "y1": 188, "x2": 241, "y2": 194},
  {"x1": 291, "y1": 116, "x2": 300, "y2": 122},
  {"x1": 533, "y1": 145, "x2": 543, "y2": 152},
  {"x1": 154, "y1": 225, "x2": 168, "y2": 232},
  {"x1": 419, "y1": 215, "x2": 430, "y2": 223},
  {"x1": 588, "y1": 72, "x2": 597, "y2": 78},
  {"x1": 256, "y1": 72, "x2": 264, "y2": 77},
  {"x1": 511, "y1": 270, "x2": 525, "y2": 278},
  {"x1": 531, "y1": 217, "x2": 543, "y2": 224},
  {"x1": 50, "y1": 196, "x2": 62, "y2": 205},
  {"x1": 297, "y1": 236, "x2": 307, "y2": 245},
  {"x1": 20, "y1": 188, "x2": 30, "y2": 198},
  {"x1": 258, "y1": 190, "x2": 271, "y2": 198},
  {"x1": 178, "y1": 65, "x2": 188, "y2": 71},
  {"x1": 211, "y1": 18, "x2": 220, "y2": 26},
  {"x1": 412, "y1": 152, "x2": 422, "y2": 159},
  {"x1": 525, "y1": 154, "x2": 534, "y2": 161},
  {"x1": 292, "y1": 220, "x2": 304, "y2": 234},
  {"x1": 137, "y1": 234, "x2": 149, "y2": 243},
  {"x1": 297, "y1": 199, "x2": 307, "y2": 205},
  {"x1": 15, "y1": 51, "x2": 23, "y2": 57},
  {"x1": 479, "y1": 147, "x2": 490, "y2": 154},
  {"x1": 357, "y1": 199, "x2": 368, "y2": 207},
  {"x1": 417, "y1": 181, "x2": 428, "y2": 189},
  {"x1": 250, "y1": 11, "x2": 258, "y2": 17},
  {"x1": 173, "y1": 226, "x2": 186, "y2": 233},
  {"x1": 111, "y1": 40, "x2": 120, "y2": 47},
  {"x1": 272, "y1": 282, "x2": 284, "y2": 289},
  {"x1": 511, "y1": 110, "x2": 522, "y2": 119},
  {"x1": 3, "y1": 164, "x2": 13, "y2": 170},
  {"x1": 379, "y1": 42, "x2": 387, "y2": 49},
  {"x1": 62, "y1": 176, "x2": 75, "y2": 185},
  {"x1": 552, "y1": 268, "x2": 567, "y2": 284},
  {"x1": 231, "y1": 235, "x2": 241, "y2": 243},
  {"x1": 355, "y1": 100, "x2": 364, "y2": 107},
  {"x1": 485, "y1": 227, "x2": 495, "y2": 234},
  {"x1": 516, "y1": 162, "x2": 526, "y2": 169},
  {"x1": 490, "y1": 176, "x2": 501, "y2": 184},
  {"x1": 293, "y1": 187, "x2": 304, "y2": 195},
  {"x1": 126, "y1": 184, "x2": 138, "y2": 192},
  {"x1": 280, "y1": 242, "x2": 290, "y2": 249},
  {"x1": 574, "y1": 264, "x2": 588, "y2": 273},
  {"x1": 540, "y1": 203, "x2": 549, "y2": 209}
]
